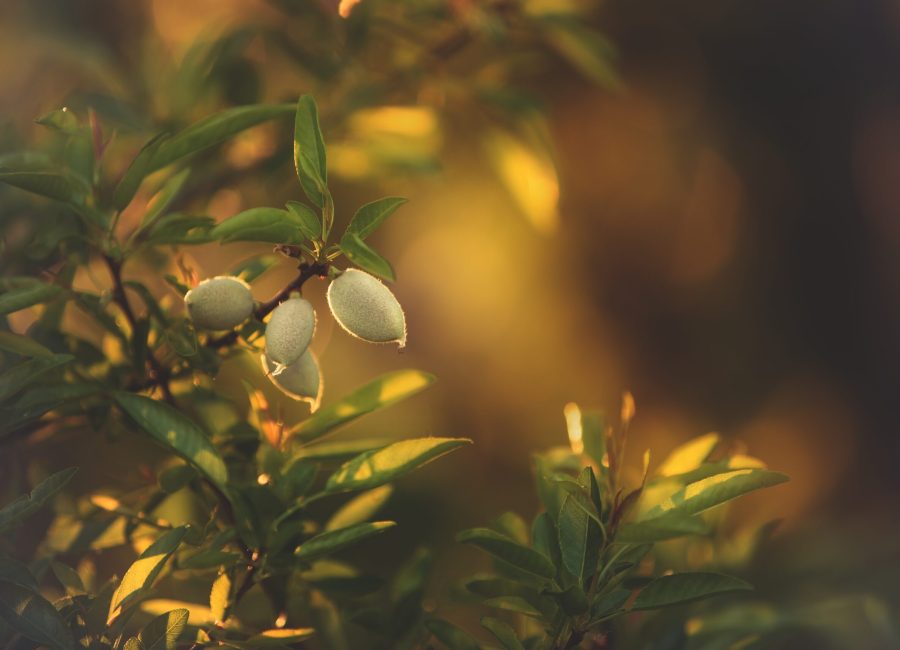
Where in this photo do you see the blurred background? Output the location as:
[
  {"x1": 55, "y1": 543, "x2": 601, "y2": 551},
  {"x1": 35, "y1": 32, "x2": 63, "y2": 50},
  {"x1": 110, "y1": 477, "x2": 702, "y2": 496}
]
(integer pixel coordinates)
[{"x1": 1, "y1": 0, "x2": 899, "y2": 645}]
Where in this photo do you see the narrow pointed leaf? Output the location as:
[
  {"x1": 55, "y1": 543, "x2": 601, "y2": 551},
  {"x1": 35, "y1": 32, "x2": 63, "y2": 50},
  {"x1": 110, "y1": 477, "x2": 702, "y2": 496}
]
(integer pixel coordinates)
[
  {"x1": 0, "y1": 331, "x2": 54, "y2": 358},
  {"x1": 114, "y1": 393, "x2": 228, "y2": 489},
  {"x1": 640, "y1": 469, "x2": 788, "y2": 520},
  {"x1": 288, "y1": 369, "x2": 434, "y2": 443},
  {"x1": 285, "y1": 201, "x2": 322, "y2": 240},
  {"x1": 0, "y1": 581, "x2": 73, "y2": 650},
  {"x1": 481, "y1": 616, "x2": 525, "y2": 650},
  {"x1": 212, "y1": 206, "x2": 311, "y2": 244},
  {"x1": 209, "y1": 572, "x2": 231, "y2": 622},
  {"x1": 484, "y1": 596, "x2": 543, "y2": 618},
  {"x1": 325, "y1": 485, "x2": 393, "y2": 531},
  {"x1": 0, "y1": 171, "x2": 76, "y2": 202},
  {"x1": 617, "y1": 512, "x2": 709, "y2": 542},
  {"x1": 457, "y1": 528, "x2": 555, "y2": 579},
  {"x1": 0, "y1": 467, "x2": 77, "y2": 532},
  {"x1": 293, "y1": 95, "x2": 328, "y2": 207},
  {"x1": 108, "y1": 527, "x2": 187, "y2": 622},
  {"x1": 339, "y1": 232, "x2": 395, "y2": 281},
  {"x1": 657, "y1": 433, "x2": 720, "y2": 477},
  {"x1": 245, "y1": 628, "x2": 316, "y2": 645},
  {"x1": 137, "y1": 608, "x2": 189, "y2": 650},
  {"x1": 295, "y1": 521, "x2": 396, "y2": 561},
  {"x1": 345, "y1": 197, "x2": 407, "y2": 240},
  {"x1": 425, "y1": 619, "x2": 481, "y2": 650},
  {"x1": 0, "y1": 354, "x2": 73, "y2": 402},
  {"x1": 632, "y1": 572, "x2": 751, "y2": 610},
  {"x1": 149, "y1": 104, "x2": 293, "y2": 171},
  {"x1": 325, "y1": 437, "x2": 470, "y2": 493},
  {"x1": 557, "y1": 492, "x2": 600, "y2": 582},
  {"x1": 113, "y1": 133, "x2": 168, "y2": 210},
  {"x1": 0, "y1": 280, "x2": 62, "y2": 315}
]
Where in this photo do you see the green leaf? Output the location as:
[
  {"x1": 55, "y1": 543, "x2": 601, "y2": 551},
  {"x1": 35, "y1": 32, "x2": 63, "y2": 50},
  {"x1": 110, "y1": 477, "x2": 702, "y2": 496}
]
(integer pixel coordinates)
[
  {"x1": 114, "y1": 393, "x2": 228, "y2": 489},
  {"x1": 425, "y1": 618, "x2": 482, "y2": 650},
  {"x1": 139, "y1": 168, "x2": 191, "y2": 230},
  {"x1": 542, "y1": 17, "x2": 622, "y2": 90},
  {"x1": 141, "y1": 213, "x2": 214, "y2": 246},
  {"x1": 457, "y1": 528, "x2": 555, "y2": 579},
  {"x1": 557, "y1": 491, "x2": 601, "y2": 582},
  {"x1": 632, "y1": 572, "x2": 751, "y2": 611},
  {"x1": 339, "y1": 232, "x2": 395, "y2": 282},
  {"x1": 35, "y1": 108, "x2": 79, "y2": 133},
  {"x1": 483, "y1": 596, "x2": 543, "y2": 618},
  {"x1": 288, "y1": 369, "x2": 435, "y2": 443},
  {"x1": 326, "y1": 437, "x2": 471, "y2": 493},
  {"x1": 656, "y1": 433, "x2": 720, "y2": 478},
  {"x1": 345, "y1": 196, "x2": 407, "y2": 240},
  {"x1": 480, "y1": 616, "x2": 525, "y2": 650},
  {"x1": 289, "y1": 438, "x2": 389, "y2": 462},
  {"x1": 114, "y1": 133, "x2": 168, "y2": 211},
  {"x1": 285, "y1": 201, "x2": 322, "y2": 241},
  {"x1": 617, "y1": 512, "x2": 709, "y2": 542},
  {"x1": 0, "y1": 171, "x2": 77, "y2": 202},
  {"x1": 0, "y1": 557, "x2": 38, "y2": 591},
  {"x1": 0, "y1": 331, "x2": 53, "y2": 358},
  {"x1": 209, "y1": 572, "x2": 231, "y2": 622},
  {"x1": 640, "y1": 469, "x2": 789, "y2": 520},
  {"x1": 0, "y1": 280, "x2": 62, "y2": 315},
  {"x1": 0, "y1": 354, "x2": 73, "y2": 402},
  {"x1": 51, "y1": 562, "x2": 86, "y2": 596},
  {"x1": 135, "y1": 608, "x2": 189, "y2": 650},
  {"x1": 295, "y1": 521, "x2": 396, "y2": 561},
  {"x1": 108, "y1": 527, "x2": 187, "y2": 622},
  {"x1": 325, "y1": 485, "x2": 393, "y2": 531},
  {"x1": 0, "y1": 467, "x2": 77, "y2": 532},
  {"x1": 293, "y1": 95, "x2": 328, "y2": 208},
  {"x1": 149, "y1": 104, "x2": 293, "y2": 171},
  {"x1": 230, "y1": 254, "x2": 280, "y2": 284},
  {"x1": 531, "y1": 512, "x2": 562, "y2": 575},
  {"x1": 0, "y1": 580, "x2": 73, "y2": 650},
  {"x1": 591, "y1": 588, "x2": 631, "y2": 619},
  {"x1": 158, "y1": 464, "x2": 198, "y2": 494},
  {"x1": 212, "y1": 206, "x2": 310, "y2": 244},
  {"x1": 580, "y1": 410, "x2": 606, "y2": 467}
]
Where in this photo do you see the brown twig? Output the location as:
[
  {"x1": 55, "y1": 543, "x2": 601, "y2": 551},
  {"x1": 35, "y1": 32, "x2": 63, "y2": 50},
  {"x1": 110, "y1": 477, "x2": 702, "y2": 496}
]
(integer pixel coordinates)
[{"x1": 104, "y1": 254, "x2": 175, "y2": 403}]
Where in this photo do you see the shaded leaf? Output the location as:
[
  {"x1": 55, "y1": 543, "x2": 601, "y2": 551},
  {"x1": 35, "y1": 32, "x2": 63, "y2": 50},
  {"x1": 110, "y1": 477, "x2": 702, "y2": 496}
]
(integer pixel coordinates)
[
  {"x1": 0, "y1": 467, "x2": 77, "y2": 532},
  {"x1": 481, "y1": 616, "x2": 525, "y2": 650},
  {"x1": 0, "y1": 354, "x2": 73, "y2": 402},
  {"x1": 484, "y1": 596, "x2": 542, "y2": 618},
  {"x1": 0, "y1": 280, "x2": 62, "y2": 315},
  {"x1": 0, "y1": 171, "x2": 77, "y2": 202},
  {"x1": 325, "y1": 437, "x2": 470, "y2": 493},
  {"x1": 114, "y1": 393, "x2": 228, "y2": 489},
  {"x1": 288, "y1": 369, "x2": 434, "y2": 443},
  {"x1": 457, "y1": 528, "x2": 555, "y2": 579},
  {"x1": 633, "y1": 572, "x2": 751, "y2": 611},
  {"x1": 591, "y1": 588, "x2": 631, "y2": 619},
  {"x1": 51, "y1": 562, "x2": 86, "y2": 596},
  {"x1": 113, "y1": 133, "x2": 168, "y2": 210},
  {"x1": 0, "y1": 331, "x2": 53, "y2": 358},
  {"x1": 425, "y1": 618, "x2": 481, "y2": 650},
  {"x1": 296, "y1": 521, "x2": 396, "y2": 561},
  {"x1": 0, "y1": 580, "x2": 73, "y2": 650},
  {"x1": 617, "y1": 512, "x2": 709, "y2": 543}
]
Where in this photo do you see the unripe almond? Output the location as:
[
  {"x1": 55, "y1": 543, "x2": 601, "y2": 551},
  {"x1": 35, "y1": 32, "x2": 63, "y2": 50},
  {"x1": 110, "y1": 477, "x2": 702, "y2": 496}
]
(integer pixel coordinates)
[
  {"x1": 265, "y1": 296, "x2": 315, "y2": 370},
  {"x1": 184, "y1": 276, "x2": 254, "y2": 331},
  {"x1": 261, "y1": 351, "x2": 322, "y2": 410},
  {"x1": 326, "y1": 269, "x2": 406, "y2": 347}
]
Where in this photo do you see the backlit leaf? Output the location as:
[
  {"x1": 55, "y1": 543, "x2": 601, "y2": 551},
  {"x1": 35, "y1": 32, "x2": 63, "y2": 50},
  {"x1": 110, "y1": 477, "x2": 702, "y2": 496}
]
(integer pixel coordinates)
[
  {"x1": 339, "y1": 232, "x2": 395, "y2": 281},
  {"x1": 325, "y1": 437, "x2": 470, "y2": 493},
  {"x1": 212, "y1": 207, "x2": 310, "y2": 244},
  {"x1": 114, "y1": 393, "x2": 228, "y2": 489},
  {"x1": 288, "y1": 369, "x2": 434, "y2": 443},
  {"x1": 325, "y1": 485, "x2": 393, "y2": 531},
  {"x1": 296, "y1": 521, "x2": 396, "y2": 561},
  {"x1": 285, "y1": 201, "x2": 322, "y2": 240},
  {"x1": 656, "y1": 433, "x2": 720, "y2": 477},
  {"x1": 345, "y1": 196, "x2": 407, "y2": 240},
  {"x1": 136, "y1": 608, "x2": 189, "y2": 650},
  {"x1": 293, "y1": 95, "x2": 328, "y2": 207}
]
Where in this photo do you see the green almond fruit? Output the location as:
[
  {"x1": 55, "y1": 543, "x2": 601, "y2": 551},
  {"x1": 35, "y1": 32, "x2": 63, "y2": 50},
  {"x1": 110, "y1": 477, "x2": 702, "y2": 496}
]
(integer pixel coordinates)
[
  {"x1": 261, "y1": 351, "x2": 322, "y2": 410},
  {"x1": 265, "y1": 296, "x2": 315, "y2": 370},
  {"x1": 326, "y1": 269, "x2": 406, "y2": 347},
  {"x1": 184, "y1": 276, "x2": 254, "y2": 331}
]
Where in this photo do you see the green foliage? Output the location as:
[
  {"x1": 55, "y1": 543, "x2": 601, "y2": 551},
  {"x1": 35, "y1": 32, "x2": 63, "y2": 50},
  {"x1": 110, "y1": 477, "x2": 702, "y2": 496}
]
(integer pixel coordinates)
[{"x1": 437, "y1": 399, "x2": 789, "y2": 649}]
